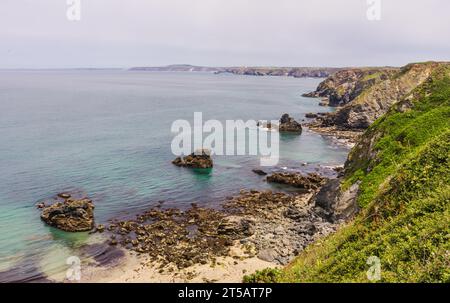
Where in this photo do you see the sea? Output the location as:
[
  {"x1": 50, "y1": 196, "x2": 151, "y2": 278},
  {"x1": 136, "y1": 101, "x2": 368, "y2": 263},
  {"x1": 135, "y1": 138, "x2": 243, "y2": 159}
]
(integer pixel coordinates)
[{"x1": 0, "y1": 70, "x2": 349, "y2": 282}]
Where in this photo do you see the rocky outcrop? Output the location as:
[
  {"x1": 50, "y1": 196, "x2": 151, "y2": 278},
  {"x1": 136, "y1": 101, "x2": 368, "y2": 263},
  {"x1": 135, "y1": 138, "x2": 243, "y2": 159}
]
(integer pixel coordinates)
[
  {"x1": 314, "y1": 179, "x2": 360, "y2": 222},
  {"x1": 172, "y1": 149, "x2": 213, "y2": 168},
  {"x1": 317, "y1": 63, "x2": 442, "y2": 129},
  {"x1": 278, "y1": 114, "x2": 302, "y2": 133},
  {"x1": 40, "y1": 195, "x2": 95, "y2": 232},
  {"x1": 303, "y1": 68, "x2": 398, "y2": 106},
  {"x1": 266, "y1": 172, "x2": 326, "y2": 190}
]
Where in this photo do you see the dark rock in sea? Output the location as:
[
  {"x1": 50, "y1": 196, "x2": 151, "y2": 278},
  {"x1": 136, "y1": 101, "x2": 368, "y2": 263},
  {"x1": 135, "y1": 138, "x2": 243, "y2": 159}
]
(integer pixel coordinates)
[
  {"x1": 40, "y1": 197, "x2": 95, "y2": 232},
  {"x1": 305, "y1": 113, "x2": 318, "y2": 119},
  {"x1": 96, "y1": 224, "x2": 105, "y2": 233},
  {"x1": 278, "y1": 114, "x2": 302, "y2": 133},
  {"x1": 172, "y1": 149, "x2": 213, "y2": 168},
  {"x1": 266, "y1": 172, "x2": 327, "y2": 190},
  {"x1": 252, "y1": 169, "x2": 268, "y2": 176},
  {"x1": 36, "y1": 202, "x2": 46, "y2": 209}
]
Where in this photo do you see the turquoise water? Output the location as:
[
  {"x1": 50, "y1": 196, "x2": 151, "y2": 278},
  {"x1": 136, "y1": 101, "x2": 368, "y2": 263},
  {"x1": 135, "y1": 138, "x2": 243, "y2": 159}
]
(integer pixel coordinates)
[{"x1": 0, "y1": 70, "x2": 348, "y2": 281}]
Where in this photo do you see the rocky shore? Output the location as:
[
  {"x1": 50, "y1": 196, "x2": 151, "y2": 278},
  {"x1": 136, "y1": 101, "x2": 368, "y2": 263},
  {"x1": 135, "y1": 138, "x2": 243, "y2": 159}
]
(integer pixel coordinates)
[{"x1": 96, "y1": 186, "x2": 344, "y2": 277}]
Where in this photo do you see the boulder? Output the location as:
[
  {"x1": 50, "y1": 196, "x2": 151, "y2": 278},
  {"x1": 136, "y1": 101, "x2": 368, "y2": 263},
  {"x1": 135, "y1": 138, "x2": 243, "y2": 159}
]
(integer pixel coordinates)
[
  {"x1": 278, "y1": 114, "x2": 302, "y2": 133},
  {"x1": 40, "y1": 197, "x2": 95, "y2": 232},
  {"x1": 172, "y1": 149, "x2": 213, "y2": 168},
  {"x1": 314, "y1": 179, "x2": 360, "y2": 222}
]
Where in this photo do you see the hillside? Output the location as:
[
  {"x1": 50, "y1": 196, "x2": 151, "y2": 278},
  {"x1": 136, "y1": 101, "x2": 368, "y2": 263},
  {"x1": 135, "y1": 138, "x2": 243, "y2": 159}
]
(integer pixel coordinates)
[{"x1": 246, "y1": 62, "x2": 450, "y2": 282}]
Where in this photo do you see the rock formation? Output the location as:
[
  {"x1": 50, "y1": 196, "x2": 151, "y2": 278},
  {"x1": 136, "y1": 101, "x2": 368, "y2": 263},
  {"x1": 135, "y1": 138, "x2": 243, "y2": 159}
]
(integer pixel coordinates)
[
  {"x1": 278, "y1": 114, "x2": 302, "y2": 133},
  {"x1": 266, "y1": 172, "x2": 326, "y2": 190},
  {"x1": 40, "y1": 195, "x2": 95, "y2": 232},
  {"x1": 172, "y1": 149, "x2": 213, "y2": 168}
]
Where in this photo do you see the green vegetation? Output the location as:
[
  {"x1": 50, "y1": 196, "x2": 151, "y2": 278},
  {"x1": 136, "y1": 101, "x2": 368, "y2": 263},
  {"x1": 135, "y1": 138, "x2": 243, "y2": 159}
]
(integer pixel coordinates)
[
  {"x1": 247, "y1": 64, "x2": 450, "y2": 283},
  {"x1": 243, "y1": 268, "x2": 282, "y2": 283}
]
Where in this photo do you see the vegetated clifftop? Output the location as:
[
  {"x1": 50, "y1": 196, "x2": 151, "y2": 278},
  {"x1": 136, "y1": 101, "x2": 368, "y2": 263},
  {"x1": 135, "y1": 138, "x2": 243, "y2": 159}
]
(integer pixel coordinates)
[
  {"x1": 246, "y1": 62, "x2": 450, "y2": 282},
  {"x1": 315, "y1": 62, "x2": 444, "y2": 129},
  {"x1": 129, "y1": 65, "x2": 342, "y2": 78}
]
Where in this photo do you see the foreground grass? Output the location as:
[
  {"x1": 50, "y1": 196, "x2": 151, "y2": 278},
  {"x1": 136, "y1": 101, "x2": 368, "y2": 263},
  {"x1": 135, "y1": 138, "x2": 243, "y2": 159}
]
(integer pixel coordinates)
[{"x1": 245, "y1": 64, "x2": 450, "y2": 283}]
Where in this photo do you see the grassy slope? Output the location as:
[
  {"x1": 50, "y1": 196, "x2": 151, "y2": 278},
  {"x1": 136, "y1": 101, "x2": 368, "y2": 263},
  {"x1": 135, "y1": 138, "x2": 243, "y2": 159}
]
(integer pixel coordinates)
[{"x1": 246, "y1": 64, "x2": 450, "y2": 283}]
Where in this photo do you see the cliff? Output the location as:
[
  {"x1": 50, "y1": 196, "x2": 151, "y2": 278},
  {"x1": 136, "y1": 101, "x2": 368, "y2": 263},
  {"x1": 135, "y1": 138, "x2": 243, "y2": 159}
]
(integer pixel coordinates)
[
  {"x1": 247, "y1": 62, "x2": 450, "y2": 282},
  {"x1": 314, "y1": 62, "x2": 445, "y2": 129},
  {"x1": 303, "y1": 68, "x2": 398, "y2": 106}
]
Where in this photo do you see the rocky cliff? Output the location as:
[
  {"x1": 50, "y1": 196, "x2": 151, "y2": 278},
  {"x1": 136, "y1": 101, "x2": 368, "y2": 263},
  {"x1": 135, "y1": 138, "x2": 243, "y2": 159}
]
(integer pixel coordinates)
[
  {"x1": 303, "y1": 68, "x2": 398, "y2": 106},
  {"x1": 275, "y1": 62, "x2": 450, "y2": 282},
  {"x1": 321, "y1": 62, "x2": 446, "y2": 129}
]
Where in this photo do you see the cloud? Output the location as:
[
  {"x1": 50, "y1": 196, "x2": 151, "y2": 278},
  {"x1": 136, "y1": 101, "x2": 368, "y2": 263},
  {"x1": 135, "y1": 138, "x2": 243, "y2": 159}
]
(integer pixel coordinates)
[{"x1": 1, "y1": 0, "x2": 449, "y2": 68}]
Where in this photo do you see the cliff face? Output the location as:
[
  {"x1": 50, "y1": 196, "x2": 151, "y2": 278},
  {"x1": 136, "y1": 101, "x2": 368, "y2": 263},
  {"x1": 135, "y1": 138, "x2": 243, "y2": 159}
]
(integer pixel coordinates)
[
  {"x1": 309, "y1": 62, "x2": 446, "y2": 129},
  {"x1": 303, "y1": 68, "x2": 398, "y2": 106},
  {"x1": 331, "y1": 62, "x2": 442, "y2": 129},
  {"x1": 278, "y1": 62, "x2": 450, "y2": 282}
]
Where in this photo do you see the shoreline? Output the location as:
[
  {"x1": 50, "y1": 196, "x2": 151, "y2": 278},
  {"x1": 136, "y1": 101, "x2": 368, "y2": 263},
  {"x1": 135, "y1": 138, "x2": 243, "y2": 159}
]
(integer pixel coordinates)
[{"x1": 73, "y1": 186, "x2": 342, "y2": 283}]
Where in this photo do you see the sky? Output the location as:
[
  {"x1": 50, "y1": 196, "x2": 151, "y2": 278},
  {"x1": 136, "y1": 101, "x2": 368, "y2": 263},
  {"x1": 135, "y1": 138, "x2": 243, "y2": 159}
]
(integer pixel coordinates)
[{"x1": 1, "y1": 0, "x2": 450, "y2": 68}]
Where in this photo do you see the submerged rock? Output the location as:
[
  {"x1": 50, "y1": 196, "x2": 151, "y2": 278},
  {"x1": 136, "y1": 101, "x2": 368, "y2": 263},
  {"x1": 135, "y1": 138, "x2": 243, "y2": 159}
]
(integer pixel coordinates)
[
  {"x1": 40, "y1": 197, "x2": 95, "y2": 232},
  {"x1": 278, "y1": 114, "x2": 302, "y2": 133},
  {"x1": 252, "y1": 169, "x2": 268, "y2": 176},
  {"x1": 172, "y1": 149, "x2": 213, "y2": 168}
]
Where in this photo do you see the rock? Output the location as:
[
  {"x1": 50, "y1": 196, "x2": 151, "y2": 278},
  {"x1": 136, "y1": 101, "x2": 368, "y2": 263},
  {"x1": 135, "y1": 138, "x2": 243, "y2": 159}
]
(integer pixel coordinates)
[
  {"x1": 314, "y1": 179, "x2": 360, "y2": 222},
  {"x1": 302, "y1": 68, "x2": 398, "y2": 107},
  {"x1": 218, "y1": 216, "x2": 255, "y2": 238},
  {"x1": 314, "y1": 63, "x2": 441, "y2": 130},
  {"x1": 278, "y1": 114, "x2": 302, "y2": 133},
  {"x1": 172, "y1": 149, "x2": 213, "y2": 168},
  {"x1": 257, "y1": 248, "x2": 278, "y2": 262},
  {"x1": 283, "y1": 205, "x2": 309, "y2": 220},
  {"x1": 252, "y1": 169, "x2": 267, "y2": 176},
  {"x1": 96, "y1": 224, "x2": 105, "y2": 233},
  {"x1": 40, "y1": 197, "x2": 95, "y2": 232},
  {"x1": 305, "y1": 113, "x2": 318, "y2": 119},
  {"x1": 36, "y1": 202, "x2": 46, "y2": 209},
  {"x1": 266, "y1": 172, "x2": 327, "y2": 190}
]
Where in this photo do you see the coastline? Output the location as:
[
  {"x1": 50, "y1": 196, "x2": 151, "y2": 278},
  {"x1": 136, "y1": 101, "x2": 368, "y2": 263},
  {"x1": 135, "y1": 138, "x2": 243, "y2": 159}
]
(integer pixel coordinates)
[{"x1": 74, "y1": 179, "x2": 345, "y2": 283}]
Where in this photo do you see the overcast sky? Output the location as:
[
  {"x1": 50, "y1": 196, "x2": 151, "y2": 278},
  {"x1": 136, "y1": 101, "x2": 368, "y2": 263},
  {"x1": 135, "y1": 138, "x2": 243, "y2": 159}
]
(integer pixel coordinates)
[{"x1": 1, "y1": 0, "x2": 449, "y2": 68}]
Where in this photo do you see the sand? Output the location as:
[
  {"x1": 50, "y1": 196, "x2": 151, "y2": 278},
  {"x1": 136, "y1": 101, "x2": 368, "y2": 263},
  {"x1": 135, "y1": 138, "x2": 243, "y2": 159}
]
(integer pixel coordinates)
[{"x1": 80, "y1": 244, "x2": 277, "y2": 283}]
